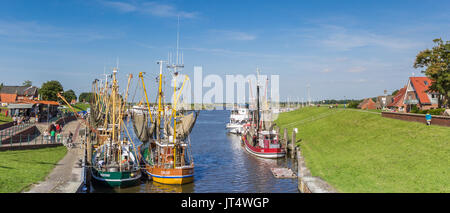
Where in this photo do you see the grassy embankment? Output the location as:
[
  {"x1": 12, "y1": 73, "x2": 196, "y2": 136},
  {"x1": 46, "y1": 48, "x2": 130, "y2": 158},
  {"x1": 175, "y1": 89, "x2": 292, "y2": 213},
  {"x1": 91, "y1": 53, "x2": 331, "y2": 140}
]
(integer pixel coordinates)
[
  {"x1": 0, "y1": 147, "x2": 67, "y2": 193},
  {"x1": 63, "y1": 103, "x2": 90, "y2": 113},
  {"x1": 275, "y1": 107, "x2": 450, "y2": 192},
  {"x1": 0, "y1": 107, "x2": 12, "y2": 124}
]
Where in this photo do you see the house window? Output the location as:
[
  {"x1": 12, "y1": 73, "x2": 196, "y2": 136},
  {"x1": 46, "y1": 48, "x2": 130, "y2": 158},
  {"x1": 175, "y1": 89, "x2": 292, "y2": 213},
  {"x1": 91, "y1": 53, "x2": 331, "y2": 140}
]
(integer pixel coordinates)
[{"x1": 424, "y1": 81, "x2": 428, "y2": 85}]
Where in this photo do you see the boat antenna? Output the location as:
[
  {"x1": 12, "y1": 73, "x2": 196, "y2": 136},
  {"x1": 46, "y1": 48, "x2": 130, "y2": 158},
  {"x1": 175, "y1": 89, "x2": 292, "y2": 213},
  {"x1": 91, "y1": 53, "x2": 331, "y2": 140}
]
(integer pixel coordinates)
[{"x1": 176, "y1": 15, "x2": 180, "y2": 65}]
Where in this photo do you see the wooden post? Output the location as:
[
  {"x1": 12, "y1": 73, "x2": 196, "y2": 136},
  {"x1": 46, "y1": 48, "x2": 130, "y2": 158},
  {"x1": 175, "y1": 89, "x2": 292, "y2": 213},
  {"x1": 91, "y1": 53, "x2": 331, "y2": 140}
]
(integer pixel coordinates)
[
  {"x1": 291, "y1": 130, "x2": 296, "y2": 158},
  {"x1": 87, "y1": 130, "x2": 92, "y2": 166},
  {"x1": 283, "y1": 128, "x2": 288, "y2": 154}
]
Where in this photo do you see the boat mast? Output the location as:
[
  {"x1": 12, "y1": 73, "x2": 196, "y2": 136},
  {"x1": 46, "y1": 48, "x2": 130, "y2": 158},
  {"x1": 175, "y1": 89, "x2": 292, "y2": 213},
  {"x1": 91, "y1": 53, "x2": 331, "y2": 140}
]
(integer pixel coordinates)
[
  {"x1": 156, "y1": 60, "x2": 165, "y2": 141},
  {"x1": 256, "y1": 68, "x2": 261, "y2": 133}
]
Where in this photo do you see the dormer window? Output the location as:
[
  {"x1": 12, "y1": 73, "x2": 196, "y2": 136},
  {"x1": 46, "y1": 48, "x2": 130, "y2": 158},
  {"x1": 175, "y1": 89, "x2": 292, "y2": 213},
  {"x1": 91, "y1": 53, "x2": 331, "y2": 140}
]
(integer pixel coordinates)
[{"x1": 424, "y1": 81, "x2": 428, "y2": 85}]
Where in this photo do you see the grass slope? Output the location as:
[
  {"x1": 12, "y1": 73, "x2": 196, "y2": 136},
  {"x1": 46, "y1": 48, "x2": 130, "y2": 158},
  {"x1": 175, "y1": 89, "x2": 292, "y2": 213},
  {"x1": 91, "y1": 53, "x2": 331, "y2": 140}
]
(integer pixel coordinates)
[
  {"x1": 0, "y1": 114, "x2": 12, "y2": 125},
  {"x1": 63, "y1": 103, "x2": 90, "y2": 112},
  {"x1": 275, "y1": 107, "x2": 450, "y2": 192},
  {"x1": 0, "y1": 147, "x2": 67, "y2": 193}
]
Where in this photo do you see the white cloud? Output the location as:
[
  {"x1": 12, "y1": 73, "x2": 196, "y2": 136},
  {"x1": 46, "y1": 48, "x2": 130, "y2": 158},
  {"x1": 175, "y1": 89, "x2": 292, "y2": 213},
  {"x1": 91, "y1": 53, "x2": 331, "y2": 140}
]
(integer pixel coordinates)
[
  {"x1": 321, "y1": 68, "x2": 331, "y2": 73},
  {"x1": 101, "y1": 1, "x2": 197, "y2": 19},
  {"x1": 0, "y1": 20, "x2": 111, "y2": 43},
  {"x1": 206, "y1": 30, "x2": 257, "y2": 41},
  {"x1": 348, "y1": 66, "x2": 366, "y2": 73}
]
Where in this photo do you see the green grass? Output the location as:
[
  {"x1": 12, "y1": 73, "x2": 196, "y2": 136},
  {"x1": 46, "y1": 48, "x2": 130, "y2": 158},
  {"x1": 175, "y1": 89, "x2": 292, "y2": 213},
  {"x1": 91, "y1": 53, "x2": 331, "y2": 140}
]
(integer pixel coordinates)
[
  {"x1": 0, "y1": 113, "x2": 12, "y2": 125},
  {"x1": 63, "y1": 103, "x2": 90, "y2": 112},
  {"x1": 0, "y1": 147, "x2": 67, "y2": 193},
  {"x1": 275, "y1": 107, "x2": 450, "y2": 192}
]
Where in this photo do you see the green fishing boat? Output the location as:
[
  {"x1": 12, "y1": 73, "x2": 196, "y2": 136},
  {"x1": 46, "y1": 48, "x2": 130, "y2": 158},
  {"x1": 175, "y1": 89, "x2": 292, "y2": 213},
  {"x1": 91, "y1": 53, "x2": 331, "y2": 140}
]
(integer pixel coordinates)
[{"x1": 88, "y1": 67, "x2": 142, "y2": 188}]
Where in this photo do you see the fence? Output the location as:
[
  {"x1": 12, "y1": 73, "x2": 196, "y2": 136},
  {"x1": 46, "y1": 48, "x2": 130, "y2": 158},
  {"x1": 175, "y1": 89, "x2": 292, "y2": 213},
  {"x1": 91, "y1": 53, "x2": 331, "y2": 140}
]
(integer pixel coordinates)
[
  {"x1": 0, "y1": 122, "x2": 34, "y2": 137},
  {"x1": 0, "y1": 131, "x2": 73, "y2": 149}
]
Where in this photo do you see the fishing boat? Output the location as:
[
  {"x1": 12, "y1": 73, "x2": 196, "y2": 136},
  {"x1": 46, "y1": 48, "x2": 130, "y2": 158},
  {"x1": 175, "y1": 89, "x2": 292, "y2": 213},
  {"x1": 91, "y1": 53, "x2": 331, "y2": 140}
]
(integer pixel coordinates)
[
  {"x1": 88, "y1": 68, "x2": 142, "y2": 187},
  {"x1": 135, "y1": 58, "x2": 198, "y2": 185},
  {"x1": 226, "y1": 105, "x2": 251, "y2": 135},
  {"x1": 241, "y1": 69, "x2": 285, "y2": 158}
]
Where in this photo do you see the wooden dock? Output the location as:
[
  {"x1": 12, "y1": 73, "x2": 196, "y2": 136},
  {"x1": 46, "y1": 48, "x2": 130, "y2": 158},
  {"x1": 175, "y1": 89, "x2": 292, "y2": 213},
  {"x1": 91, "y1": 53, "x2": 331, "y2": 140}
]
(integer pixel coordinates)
[{"x1": 271, "y1": 167, "x2": 297, "y2": 179}]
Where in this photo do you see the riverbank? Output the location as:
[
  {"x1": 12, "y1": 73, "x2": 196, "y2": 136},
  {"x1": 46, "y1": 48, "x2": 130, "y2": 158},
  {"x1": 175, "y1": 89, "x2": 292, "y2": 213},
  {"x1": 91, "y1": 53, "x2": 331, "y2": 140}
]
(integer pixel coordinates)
[
  {"x1": 26, "y1": 120, "x2": 84, "y2": 193},
  {"x1": 0, "y1": 146, "x2": 67, "y2": 193},
  {"x1": 275, "y1": 107, "x2": 450, "y2": 192}
]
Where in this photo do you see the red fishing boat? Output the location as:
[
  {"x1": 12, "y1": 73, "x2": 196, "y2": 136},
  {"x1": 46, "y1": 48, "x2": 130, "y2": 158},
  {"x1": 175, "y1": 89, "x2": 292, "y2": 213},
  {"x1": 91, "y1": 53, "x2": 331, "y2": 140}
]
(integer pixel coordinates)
[
  {"x1": 241, "y1": 68, "x2": 285, "y2": 158},
  {"x1": 241, "y1": 129, "x2": 285, "y2": 158}
]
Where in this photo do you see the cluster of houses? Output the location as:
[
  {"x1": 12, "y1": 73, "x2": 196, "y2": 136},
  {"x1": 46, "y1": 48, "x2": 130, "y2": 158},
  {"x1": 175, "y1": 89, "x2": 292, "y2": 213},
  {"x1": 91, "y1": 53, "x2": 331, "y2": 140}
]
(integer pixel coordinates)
[
  {"x1": 0, "y1": 85, "x2": 61, "y2": 122},
  {"x1": 358, "y1": 76, "x2": 441, "y2": 113}
]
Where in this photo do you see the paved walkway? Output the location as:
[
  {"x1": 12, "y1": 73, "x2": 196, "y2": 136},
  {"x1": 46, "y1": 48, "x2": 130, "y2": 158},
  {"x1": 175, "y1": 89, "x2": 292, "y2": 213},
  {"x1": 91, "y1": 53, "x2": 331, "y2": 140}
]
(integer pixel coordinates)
[{"x1": 25, "y1": 120, "x2": 86, "y2": 193}]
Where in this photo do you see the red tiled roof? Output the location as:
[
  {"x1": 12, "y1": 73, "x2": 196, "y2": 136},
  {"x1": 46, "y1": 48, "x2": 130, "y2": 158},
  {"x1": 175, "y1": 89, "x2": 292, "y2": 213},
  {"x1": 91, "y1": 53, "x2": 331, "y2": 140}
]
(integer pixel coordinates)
[
  {"x1": 20, "y1": 99, "x2": 60, "y2": 106},
  {"x1": 409, "y1": 77, "x2": 433, "y2": 104},
  {"x1": 387, "y1": 86, "x2": 406, "y2": 107},
  {"x1": 0, "y1": 94, "x2": 17, "y2": 103}
]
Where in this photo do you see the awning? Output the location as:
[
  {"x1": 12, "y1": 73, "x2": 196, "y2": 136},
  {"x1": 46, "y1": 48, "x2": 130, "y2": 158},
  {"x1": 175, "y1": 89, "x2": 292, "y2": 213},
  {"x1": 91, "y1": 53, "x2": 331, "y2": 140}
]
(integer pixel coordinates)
[{"x1": 7, "y1": 104, "x2": 34, "y2": 109}]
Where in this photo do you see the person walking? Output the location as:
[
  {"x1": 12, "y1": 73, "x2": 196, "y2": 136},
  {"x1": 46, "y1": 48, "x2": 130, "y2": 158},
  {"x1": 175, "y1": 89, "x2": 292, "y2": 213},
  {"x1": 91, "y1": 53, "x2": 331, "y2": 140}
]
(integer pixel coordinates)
[
  {"x1": 56, "y1": 123, "x2": 61, "y2": 133},
  {"x1": 50, "y1": 129, "x2": 56, "y2": 143},
  {"x1": 425, "y1": 113, "x2": 432, "y2": 126}
]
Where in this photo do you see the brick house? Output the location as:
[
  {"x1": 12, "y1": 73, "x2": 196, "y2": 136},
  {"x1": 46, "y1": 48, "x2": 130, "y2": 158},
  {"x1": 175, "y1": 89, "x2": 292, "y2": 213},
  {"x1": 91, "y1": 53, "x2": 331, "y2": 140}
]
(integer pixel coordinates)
[
  {"x1": 387, "y1": 86, "x2": 407, "y2": 112},
  {"x1": 375, "y1": 95, "x2": 394, "y2": 110},
  {"x1": 403, "y1": 77, "x2": 439, "y2": 112},
  {"x1": 0, "y1": 86, "x2": 39, "y2": 106},
  {"x1": 358, "y1": 98, "x2": 376, "y2": 110}
]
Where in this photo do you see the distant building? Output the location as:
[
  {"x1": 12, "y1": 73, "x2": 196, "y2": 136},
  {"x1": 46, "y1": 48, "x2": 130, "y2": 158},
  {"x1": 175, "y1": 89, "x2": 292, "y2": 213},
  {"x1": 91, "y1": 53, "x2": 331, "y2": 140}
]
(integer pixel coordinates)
[
  {"x1": 0, "y1": 86, "x2": 38, "y2": 106},
  {"x1": 7, "y1": 100, "x2": 60, "y2": 122},
  {"x1": 358, "y1": 98, "x2": 376, "y2": 110},
  {"x1": 387, "y1": 86, "x2": 407, "y2": 112},
  {"x1": 375, "y1": 95, "x2": 394, "y2": 110},
  {"x1": 403, "y1": 77, "x2": 439, "y2": 112}
]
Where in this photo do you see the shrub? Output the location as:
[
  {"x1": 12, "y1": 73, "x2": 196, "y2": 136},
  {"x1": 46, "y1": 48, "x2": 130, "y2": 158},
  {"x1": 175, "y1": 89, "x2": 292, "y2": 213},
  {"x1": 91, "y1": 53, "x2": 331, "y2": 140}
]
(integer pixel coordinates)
[{"x1": 429, "y1": 108, "x2": 446, "y2": 115}]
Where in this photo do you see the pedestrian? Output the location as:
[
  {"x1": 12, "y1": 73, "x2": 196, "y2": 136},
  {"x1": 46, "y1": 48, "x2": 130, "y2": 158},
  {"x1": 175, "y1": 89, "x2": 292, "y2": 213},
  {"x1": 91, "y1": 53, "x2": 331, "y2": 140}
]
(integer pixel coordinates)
[
  {"x1": 56, "y1": 133, "x2": 62, "y2": 143},
  {"x1": 425, "y1": 113, "x2": 432, "y2": 126},
  {"x1": 56, "y1": 123, "x2": 61, "y2": 133},
  {"x1": 50, "y1": 129, "x2": 56, "y2": 143}
]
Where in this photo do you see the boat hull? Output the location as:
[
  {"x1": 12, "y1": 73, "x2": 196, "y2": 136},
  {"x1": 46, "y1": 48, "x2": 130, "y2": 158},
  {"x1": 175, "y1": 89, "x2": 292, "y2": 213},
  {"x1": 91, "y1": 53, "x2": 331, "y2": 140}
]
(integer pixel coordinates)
[
  {"x1": 143, "y1": 164, "x2": 194, "y2": 185},
  {"x1": 241, "y1": 135, "x2": 286, "y2": 159},
  {"x1": 90, "y1": 168, "x2": 142, "y2": 187}
]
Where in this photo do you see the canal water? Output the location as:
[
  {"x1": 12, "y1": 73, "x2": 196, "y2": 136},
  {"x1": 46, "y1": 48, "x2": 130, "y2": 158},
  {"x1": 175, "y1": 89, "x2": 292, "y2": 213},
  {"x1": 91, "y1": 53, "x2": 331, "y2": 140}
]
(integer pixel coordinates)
[{"x1": 91, "y1": 110, "x2": 298, "y2": 193}]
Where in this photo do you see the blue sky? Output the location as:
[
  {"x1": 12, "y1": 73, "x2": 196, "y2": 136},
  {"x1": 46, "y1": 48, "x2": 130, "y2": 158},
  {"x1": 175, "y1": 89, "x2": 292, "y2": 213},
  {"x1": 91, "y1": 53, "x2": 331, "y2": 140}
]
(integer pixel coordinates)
[{"x1": 0, "y1": 0, "x2": 449, "y2": 102}]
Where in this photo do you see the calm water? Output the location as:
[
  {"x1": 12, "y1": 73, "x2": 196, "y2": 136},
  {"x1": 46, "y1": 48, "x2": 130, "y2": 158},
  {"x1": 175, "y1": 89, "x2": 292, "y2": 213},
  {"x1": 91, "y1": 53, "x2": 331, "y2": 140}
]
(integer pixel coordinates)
[{"x1": 91, "y1": 110, "x2": 298, "y2": 193}]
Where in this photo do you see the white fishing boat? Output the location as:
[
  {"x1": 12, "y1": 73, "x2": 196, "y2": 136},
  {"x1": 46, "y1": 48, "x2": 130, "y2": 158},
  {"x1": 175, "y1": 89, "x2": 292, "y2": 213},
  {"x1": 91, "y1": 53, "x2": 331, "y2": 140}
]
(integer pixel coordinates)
[{"x1": 226, "y1": 107, "x2": 251, "y2": 135}]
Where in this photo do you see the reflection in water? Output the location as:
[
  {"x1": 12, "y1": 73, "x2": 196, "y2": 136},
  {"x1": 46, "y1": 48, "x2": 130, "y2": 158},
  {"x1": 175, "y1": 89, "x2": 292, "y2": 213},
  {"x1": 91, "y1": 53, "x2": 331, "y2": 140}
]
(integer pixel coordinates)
[{"x1": 91, "y1": 110, "x2": 298, "y2": 193}]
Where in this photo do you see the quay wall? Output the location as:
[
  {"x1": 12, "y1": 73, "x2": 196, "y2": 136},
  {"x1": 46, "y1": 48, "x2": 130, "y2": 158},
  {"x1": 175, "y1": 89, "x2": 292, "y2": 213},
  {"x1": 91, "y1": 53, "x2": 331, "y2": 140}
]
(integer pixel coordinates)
[
  {"x1": 297, "y1": 147, "x2": 338, "y2": 193},
  {"x1": 0, "y1": 125, "x2": 39, "y2": 144},
  {"x1": 0, "y1": 122, "x2": 14, "y2": 131},
  {"x1": 381, "y1": 112, "x2": 450, "y2": 127}
]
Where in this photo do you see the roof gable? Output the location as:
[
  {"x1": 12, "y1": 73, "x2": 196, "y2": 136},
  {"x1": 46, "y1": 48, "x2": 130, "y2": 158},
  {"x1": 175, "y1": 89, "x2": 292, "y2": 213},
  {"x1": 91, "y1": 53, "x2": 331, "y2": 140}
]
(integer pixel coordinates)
[
  {"x1": 409, "y1": 77, "x2": 432, "y2": 104},
  {"x1": 0, "y1": 86, "x2": 38, "y2": 96}
]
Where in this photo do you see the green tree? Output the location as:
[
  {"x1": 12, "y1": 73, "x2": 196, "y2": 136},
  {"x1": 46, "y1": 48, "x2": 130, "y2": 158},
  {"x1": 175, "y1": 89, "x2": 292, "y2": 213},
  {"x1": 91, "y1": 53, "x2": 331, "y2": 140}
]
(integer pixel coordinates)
[
  {"x1": 22, "y1": 80, "x2": 32, "y2": 87},
  {"x1": 414, "y1": 38, "x2": 450, "y2": 108},
  {"x1": 63, "y1": 89, "x2": 77, "y2": 103},
  {"x1": 39, "y1": 80, "x2": 64, "y2": 102},
  {"x1": 79, "y1": 92, "x2": 93, "y2": 103},
  {"x1": 391, "y1": 89, "x2": 399, "y2": 96}
]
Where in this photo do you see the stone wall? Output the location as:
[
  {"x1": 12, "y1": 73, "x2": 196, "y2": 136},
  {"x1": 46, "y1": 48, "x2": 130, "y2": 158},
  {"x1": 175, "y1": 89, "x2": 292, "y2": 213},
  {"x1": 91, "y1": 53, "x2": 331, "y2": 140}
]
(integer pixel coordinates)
[
  {"x1": 0, "y1": 122, "x2": 14, "y2": 130},
  {"x1": 297, "y1": 148, "x2": 338, "y2": 193},
  {"x1": 381, "y1": 112, "x2": 450, "y2": 127},
  {"x1": 0, "y1": 125, "x2": 39, "y2": 144}
]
